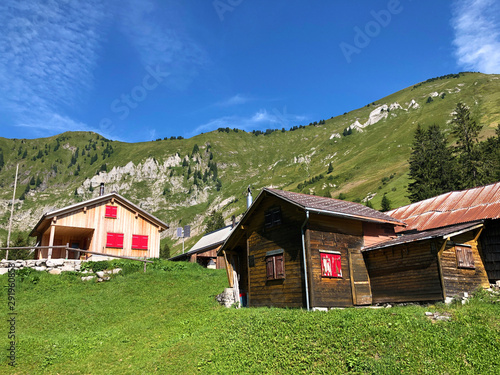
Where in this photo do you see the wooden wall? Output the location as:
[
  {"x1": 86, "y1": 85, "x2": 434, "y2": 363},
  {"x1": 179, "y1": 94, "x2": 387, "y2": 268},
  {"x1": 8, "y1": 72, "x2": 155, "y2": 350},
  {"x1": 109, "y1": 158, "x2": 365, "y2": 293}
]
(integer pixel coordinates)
[
  {"x1": 480, "y1": 219, "x2": 500, "y2": 281},
  {"x1": 38, "y1": 199, "x2": 161, "y2": 258},
  {"x1": 190, "y1": 247, "x2": 226, "y2": 269},
  {"x1": 440, "y1": 232, "x2": 490, "y2": 297},
  {"x1": 363, "y1": 222, "x2": 397, "y2": 248},
  {"x1": 307, "y1": 215, "x2": 364, "y2": 307},
  {"x1": 364, "y1": 240, "x2": 443, "y2": 304},
  {"x1": 246, "y1": 196, "x2": 305, "y2": 308}
]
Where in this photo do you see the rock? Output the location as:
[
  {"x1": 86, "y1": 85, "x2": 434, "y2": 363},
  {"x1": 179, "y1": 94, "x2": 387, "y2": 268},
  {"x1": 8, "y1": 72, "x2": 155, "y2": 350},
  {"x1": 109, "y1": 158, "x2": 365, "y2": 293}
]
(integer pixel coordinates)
[
  {"x1": 312, "y1": 307, "x2": 328, "y2": 312},
  {"x1": 496, "y1": 280, "x2": 500, "y2": 288},
  {"x1": 46, "y1": 259, "x2": 64, "y2": 267},
  {"x1": 60, "y1": 265, "x2": 75, "y2": 272},
  {"x1": 112, "y1": 268, "x2": 122, "y2": 274},
  {"x1": 385, "y1": 304, "x2": 392, "y2": 308},
  {"x1": 36, "y1": 260, "x2": 45, "y2": 267},
  {"x1": 0, "y1": 268, "x2": 9, "y2": 275},
  {"x1": 26, "y1": 260, "x2": 38, "y2": 267},
  {"x1": 34, "y1": 266, "x2": 47, "y2": 271},
  {"x1": 96, "y1": 271, "x2": 106, "y2": 278},
  {"x1": 81, "y1": 276, "x2": 95, "y2": 281},
  {"x1": 14, "y1": 262, "x2": 24, "y2": 268},
  {"x1": 444, "y1": 297, "x2": 454, "y2": 304},
  {"x1": 425, "y1": 312, "x2": 434, "y2": 316},
  {"x1": 48, "y1": 269, "x2": 62, "y2": 275}
]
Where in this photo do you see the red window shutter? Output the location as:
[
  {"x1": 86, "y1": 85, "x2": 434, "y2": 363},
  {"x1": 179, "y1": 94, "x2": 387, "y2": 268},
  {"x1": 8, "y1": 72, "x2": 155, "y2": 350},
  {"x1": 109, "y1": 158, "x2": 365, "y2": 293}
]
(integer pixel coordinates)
[
  {"x1": 132, "y1": 235, "x2": 139, "y2": 249},
  {"x1": 266, "y1": 257, "x2": 274, "y2": 280},
  {"x1": 332, "y1": 254, "x2": 342, "y2": 277},
  {"x1": 141, "y1": 235, "x2": 148, "y2": 250},
  {"x1": 105, "y1": 205, "x2": 117, "y2": 218},
  {"x1": 107, "y1": 233, "x2": 123, "y2": 248},
  {"x1": 275, "y1": 254, "x2": 285, "y2": 279},
  {"x1": 321, "y1": 253, "x2": 332, "y2": 277},
  {"x1": 132, "y1": 235, "x2": 148, "y2": 250},
  {"x1": 106, "y1": 233, "x2": 115, "y2": 247}
]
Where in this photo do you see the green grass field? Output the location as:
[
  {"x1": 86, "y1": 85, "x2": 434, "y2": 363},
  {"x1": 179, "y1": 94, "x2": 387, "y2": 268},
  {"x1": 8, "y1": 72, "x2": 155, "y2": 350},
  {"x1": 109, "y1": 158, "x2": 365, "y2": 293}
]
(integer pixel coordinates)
[{"x1": 1, "y1": 261, "x2": 499, "y2": 374}]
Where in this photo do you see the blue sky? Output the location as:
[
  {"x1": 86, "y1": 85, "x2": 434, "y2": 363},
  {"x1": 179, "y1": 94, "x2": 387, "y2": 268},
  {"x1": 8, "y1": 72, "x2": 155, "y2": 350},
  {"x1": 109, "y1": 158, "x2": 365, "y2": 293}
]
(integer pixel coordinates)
[{"x1": 1, "y1": 0, "x2": 500, "y2": 142}]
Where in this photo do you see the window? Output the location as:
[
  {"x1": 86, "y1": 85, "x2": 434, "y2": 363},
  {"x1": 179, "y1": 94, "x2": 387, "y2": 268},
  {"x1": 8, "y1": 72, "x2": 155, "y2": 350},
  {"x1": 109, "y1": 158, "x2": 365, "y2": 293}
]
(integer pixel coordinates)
[
  {"x1": 106, "y1": 232, "x2": 124, "y2": 248},
  {"x1": 266, "y1": 249, "x2": 285, "y2": 280},
  {"x1": 132, "y1": 235, "x2": 148, "y2": 250},
  {"x1": 456, "y1": 245, "x2": 474, "y2": 269},
  {"x1": 105, "y1": 205, "x2": 117, "y2": 218},
  {"x1": 320, "y1": 251, "x2": 342, "y2": 278},
  {"x1": 264, "y1": 207, "x2": 282, "y2": 228}
]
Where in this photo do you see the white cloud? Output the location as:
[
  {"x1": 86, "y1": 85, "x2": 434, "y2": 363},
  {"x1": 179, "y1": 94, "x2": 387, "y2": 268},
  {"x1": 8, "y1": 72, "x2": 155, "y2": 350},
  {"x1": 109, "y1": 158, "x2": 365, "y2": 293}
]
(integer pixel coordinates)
[
  {"x1": 0, "y1": 0, "x2": 109, "y2": 136},
  {"x1": 118, "y1": 0, "x2": 208, "y2": 91},
  {"x1": 188, "y1": 108, "x2": 308, "y2": 137},
  {"x1": 452, "y1": 0, "x2": 500, "y2": 73},
  {"x1": 216, "y1": 94, "x2": 252, "y2": 107}
]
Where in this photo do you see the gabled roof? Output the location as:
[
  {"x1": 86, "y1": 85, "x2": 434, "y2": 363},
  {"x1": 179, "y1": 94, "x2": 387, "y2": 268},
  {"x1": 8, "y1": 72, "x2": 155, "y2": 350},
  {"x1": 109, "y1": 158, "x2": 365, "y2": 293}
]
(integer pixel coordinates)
[
  {"x1": 363, "y1": 221, "x2": 484, "y2": 252},
  {"x1": 265, "y1": 188, "x2": 405, "y2": 226},
  {"x1": 30, "y1": 192, "x2": 169, "y2": 237},
  {"x1": 388, "y1": 182, "x2": 500, "y2": 232},
  {"x1": 219, "y1": 188, "x2": 404, "y2": 255},
  {"x1": 169, "y1": 225, "x2": 233, "y2": 261}
]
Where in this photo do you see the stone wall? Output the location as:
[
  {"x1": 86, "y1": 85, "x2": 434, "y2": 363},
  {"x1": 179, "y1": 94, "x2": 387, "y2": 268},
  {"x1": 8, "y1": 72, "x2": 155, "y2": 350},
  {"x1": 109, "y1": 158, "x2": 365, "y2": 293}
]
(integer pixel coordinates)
[{"x1": 0, "y1": 259, "x2": 81, "y2": 275}]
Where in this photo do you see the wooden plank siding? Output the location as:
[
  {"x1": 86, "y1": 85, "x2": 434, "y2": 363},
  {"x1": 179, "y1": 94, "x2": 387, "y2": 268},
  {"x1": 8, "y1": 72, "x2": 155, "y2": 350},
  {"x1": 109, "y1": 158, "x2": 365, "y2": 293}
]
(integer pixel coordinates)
[
  {"x1": 363, "y1": 222, "x2": 397, "y2": 248},
  {"x1": 307, "y1": 215, "x2": 364, "y2": 307},
  {"x1": 480, "y1": 219, "x2": 500, "y2": 281},
  {"x1": 364, "y1": 241, "x2": 443, "y2": 304},
  {"x1": 246, "y1": 196, "x2": 305, "y2": 308},
  {"x1": 38, "y1": 199, "x2": 161, "y2": 259},
  {"x1": 440, "y1": 232, "x2": 490, "y2": 297}
]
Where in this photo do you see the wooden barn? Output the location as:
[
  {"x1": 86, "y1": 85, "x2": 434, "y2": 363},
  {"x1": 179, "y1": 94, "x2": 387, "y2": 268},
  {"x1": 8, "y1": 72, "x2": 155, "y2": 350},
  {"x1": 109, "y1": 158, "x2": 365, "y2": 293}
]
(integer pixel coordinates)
[
  {"x1": 388, "y1": 182, "x2": 500, "y2": 283},
  {"x1": 363, "y1": 222, "x2": 489, "y2": 304},
  {"x1": 30, "y1": 190, "x2": 169, "y2": 259},
  {"x1": 218, "y1": 188, "x2": 404, "y2": 309},
  {"x1": 169, "y1": 225, "x2": 231, "y2": 269}
]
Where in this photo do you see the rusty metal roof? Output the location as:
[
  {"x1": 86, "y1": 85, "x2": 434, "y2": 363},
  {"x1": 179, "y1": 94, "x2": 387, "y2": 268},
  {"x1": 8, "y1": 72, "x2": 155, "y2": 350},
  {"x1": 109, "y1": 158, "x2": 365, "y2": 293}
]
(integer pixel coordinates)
[
  {"x1": 266, "y1": 188, "x2": 405, "y2": 225},
  {"x1": 389, "y1": 182, "x2": 500, "y2": 232},
  {"x1": 363, "y1": 221, "x2": 484, "y2": 252}
]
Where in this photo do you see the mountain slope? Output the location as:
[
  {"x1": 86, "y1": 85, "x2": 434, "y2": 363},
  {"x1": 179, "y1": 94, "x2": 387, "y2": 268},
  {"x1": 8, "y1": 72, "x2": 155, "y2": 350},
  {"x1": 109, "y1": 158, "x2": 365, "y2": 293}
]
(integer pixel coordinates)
[{"x1": 1, "y1": 72, "x2": 499, "y2": 255}]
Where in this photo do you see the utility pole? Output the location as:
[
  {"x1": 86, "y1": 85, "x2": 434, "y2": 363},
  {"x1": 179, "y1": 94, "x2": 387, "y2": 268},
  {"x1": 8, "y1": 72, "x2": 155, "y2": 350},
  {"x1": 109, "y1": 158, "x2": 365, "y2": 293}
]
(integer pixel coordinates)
[{"x1": 6, "y1": 164, "x2": 19, "y2": 260}]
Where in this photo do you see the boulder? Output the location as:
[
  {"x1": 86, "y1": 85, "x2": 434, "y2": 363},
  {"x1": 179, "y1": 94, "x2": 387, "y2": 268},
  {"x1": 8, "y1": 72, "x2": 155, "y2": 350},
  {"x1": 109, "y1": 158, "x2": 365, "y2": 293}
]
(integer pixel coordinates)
[
  {"x1": 81, "y1": 276, "x2": 96, "y2": 281},
  {"x1": 0, "y1": 268, "x2": 9, "y2": 275},
  {"x1": 112, "y1": 268, "x2": 122, "y2": 274},
  {"x1": 48, "y1": 269, "x2": 62, "y2": 275},
  {"x1": 34, "y1": 266, "x2": 47, "y2": 272},
  {"x1": 46, "y1": 259, "x2": 64, "y2": 268},
  {"x1": 96, "y1": 271, "x2": 106, "y2": 278}
]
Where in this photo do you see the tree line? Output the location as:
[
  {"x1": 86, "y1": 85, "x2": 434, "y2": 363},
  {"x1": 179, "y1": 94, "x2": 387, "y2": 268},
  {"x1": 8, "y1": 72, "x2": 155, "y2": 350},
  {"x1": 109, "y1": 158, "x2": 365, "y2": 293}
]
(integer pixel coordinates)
[{"x1": 407, "y1": 102, "x2": 500, "y2": 203}]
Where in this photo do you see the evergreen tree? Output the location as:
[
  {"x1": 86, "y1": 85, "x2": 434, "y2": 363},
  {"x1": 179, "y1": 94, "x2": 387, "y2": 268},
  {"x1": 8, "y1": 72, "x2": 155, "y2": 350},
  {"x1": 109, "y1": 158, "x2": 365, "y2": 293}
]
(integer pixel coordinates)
[
  {"x1": 205, "y1": 210, "x2": 225, "y2": 234},
  {"x1": 381, "y1": 194, "x2": 391, "y2": 212},
  {"x1": 480, "y1": 124, "x2": 500, "y2": 182},
  {"x1": 160, "y1": 242, "x2": 171, "y2": 259},
  {"x1": 451, "y1": 102, "x2": 485, "y2": 188},
  {"x1": 0, "y1": 149, "x2": 3, "y2": 171},
  {"x1": 327, "y1": 162, "x2": 333, "y2": 174},
  {"x1": 407, "y1": 124, "x2": 458, "y2": 203}
]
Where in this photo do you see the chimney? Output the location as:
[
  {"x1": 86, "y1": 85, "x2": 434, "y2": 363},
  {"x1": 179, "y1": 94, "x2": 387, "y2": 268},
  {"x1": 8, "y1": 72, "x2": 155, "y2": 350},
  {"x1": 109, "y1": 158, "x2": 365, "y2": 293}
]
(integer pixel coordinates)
[
  {"x1": 99, "y1": 182, "x2": 105, "y2": 196},
  {"x1": 246, "y1": 186, "x2": 253, "y2": 209}
]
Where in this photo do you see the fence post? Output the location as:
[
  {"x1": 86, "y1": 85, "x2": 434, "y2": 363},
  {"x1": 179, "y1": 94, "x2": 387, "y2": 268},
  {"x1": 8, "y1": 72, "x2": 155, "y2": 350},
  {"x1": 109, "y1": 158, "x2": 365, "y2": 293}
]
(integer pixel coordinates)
[
  {"x1": 65, "y1": 243, "x2": 69, "y2": 260},
  {"x1": 144, "y1": 261, "x2": 147, "y2": 273}
]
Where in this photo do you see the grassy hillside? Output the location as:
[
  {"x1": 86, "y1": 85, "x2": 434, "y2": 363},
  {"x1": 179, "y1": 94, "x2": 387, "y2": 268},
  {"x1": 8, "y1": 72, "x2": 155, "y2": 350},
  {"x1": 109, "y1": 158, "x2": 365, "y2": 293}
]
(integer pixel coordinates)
[
  {"x1": 0, "y1": 72, "x2": 499, "y2": 255},
  {"x1": 1, "y1": 262, "x2": 499, "y2": 374}
]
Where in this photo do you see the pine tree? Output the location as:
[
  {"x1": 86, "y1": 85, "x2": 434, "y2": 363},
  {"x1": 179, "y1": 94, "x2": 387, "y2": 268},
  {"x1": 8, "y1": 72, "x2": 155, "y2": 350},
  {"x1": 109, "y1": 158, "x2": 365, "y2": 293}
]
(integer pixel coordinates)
[
  {"x1": 205, "y1": 210, "x2": 225, "y2": 234},
  {"x1": 407, "y1": 124, "x2": 458, "y2": 202},
  {"x1": 451, "y1": 102, "x2": 485, "y2": 188},
  {"x1": 327, "y1": 162, "x2": 333, "y2": 174},
  {"x1": 381, "y1": 194, "x2": 391, "y2": 212}
]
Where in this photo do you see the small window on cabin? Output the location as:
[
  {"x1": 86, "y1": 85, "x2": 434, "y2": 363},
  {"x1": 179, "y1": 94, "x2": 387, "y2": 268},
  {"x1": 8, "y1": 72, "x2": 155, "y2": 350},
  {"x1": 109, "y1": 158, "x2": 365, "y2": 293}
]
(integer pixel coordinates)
[
  {"x1": 106, "y1": 232, "x2": 124, "y2": 248},
  {"x1": 105, "y1": 205, "x2": 117, "y2": 219},
  {"x1": 264, "y1": 207, "x2": 282, "y2": 228},
  {"x1": 456, "y1": 245, "x2": 475, "y2": 269},
  {"x1": 266, "y1": 249, "x2": 285, "y2": 280},
  {"x1": 132, "y1": 235, "x2": 148, "y2": 250},
  {"x1": 320, "y1": 251, "x2": 342, "y2": 278}
]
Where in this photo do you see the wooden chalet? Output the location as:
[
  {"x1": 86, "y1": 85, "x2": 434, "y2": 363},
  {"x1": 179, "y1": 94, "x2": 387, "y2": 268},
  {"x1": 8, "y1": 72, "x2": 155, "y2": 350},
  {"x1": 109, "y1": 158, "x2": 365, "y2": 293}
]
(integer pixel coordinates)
[
  {"x1": 388, "y1": 182, "x2": 500, "y2": 283},
  {"x1": 363, "y1": 221, "x2": 489, "y2": 304},
  {"x1": 169, "y1": 225, "x2": 231, "y2": 269},
  {"x1": 30, "y1": 191, "x2": 169, "y2": 259},
  {"x1": 218, "y1": 188, "x2": 405, "y2": 309}
]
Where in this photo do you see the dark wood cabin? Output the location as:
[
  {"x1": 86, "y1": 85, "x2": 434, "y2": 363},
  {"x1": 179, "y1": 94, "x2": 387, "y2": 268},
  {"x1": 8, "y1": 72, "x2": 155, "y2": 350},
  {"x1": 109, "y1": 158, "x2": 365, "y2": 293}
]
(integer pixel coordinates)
[
  {"x1": 363, "y1": 222, "x2": 490, "y2": 304},
  {"x1": 388, "y1": 181, "x2": 500, "y2": 283},
  {"x1": 219, "y1": 188, "x2": 404, "y2": 309},
  {"x1": 169, "y1": 225, "x2": 231, "y2": 269}
]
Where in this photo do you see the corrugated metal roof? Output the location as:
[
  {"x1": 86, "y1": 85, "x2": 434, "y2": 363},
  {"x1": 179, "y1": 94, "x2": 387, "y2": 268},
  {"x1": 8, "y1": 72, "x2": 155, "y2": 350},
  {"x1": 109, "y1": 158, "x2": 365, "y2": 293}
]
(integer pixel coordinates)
[
  {"x1": 170, "y1": 225, "x2": 234, "y2": 260},
  {"x1": 363, "y1": 221, "x2": 484, "y2": 252},
  {"x1": 266, "y1": 188, "x2": 405, "y2": 225},
  {"x1": 389, "y1": 182, "x2": 500, "y2": 232}
]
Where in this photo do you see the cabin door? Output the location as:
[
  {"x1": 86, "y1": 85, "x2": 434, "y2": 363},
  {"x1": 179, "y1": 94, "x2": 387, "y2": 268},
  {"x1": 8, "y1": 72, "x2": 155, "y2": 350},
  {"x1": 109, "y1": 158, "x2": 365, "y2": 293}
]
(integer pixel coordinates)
[{"x1": 349, "y1": 250, "x2": 372, "y2": 305}]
